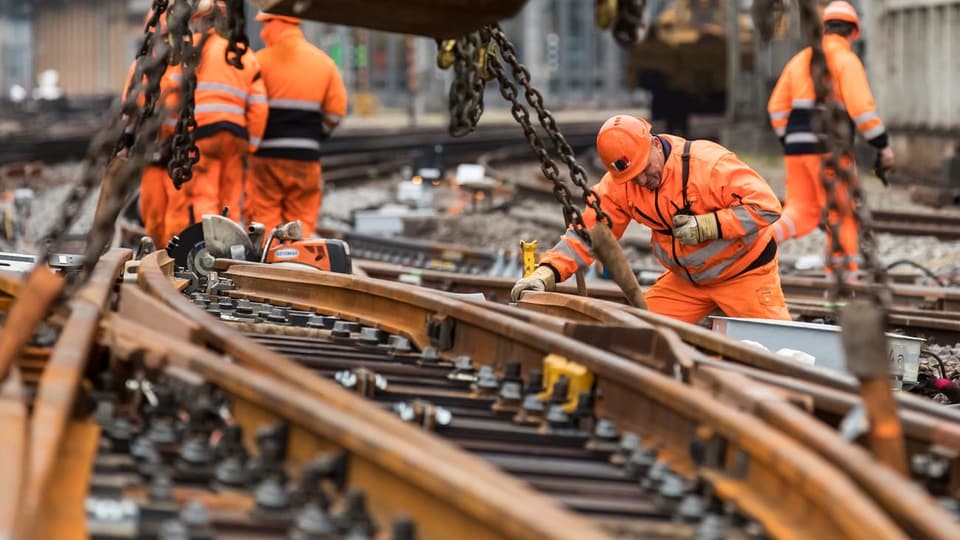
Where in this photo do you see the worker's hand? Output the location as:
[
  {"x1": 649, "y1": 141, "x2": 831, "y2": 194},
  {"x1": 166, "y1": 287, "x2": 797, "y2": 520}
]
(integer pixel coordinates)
[
  {"x1": 874, "y1": 146, "x2": 895, "y2": 186},
  {"x1": 879, "y1": 146, "x2": 895, "y2": 170},
  {"x1": 510, "y1": 266, "x2": 556, "y2": 302},
  {"x1": 672, "y1": 213, "x2": 719, "y2": 245}
]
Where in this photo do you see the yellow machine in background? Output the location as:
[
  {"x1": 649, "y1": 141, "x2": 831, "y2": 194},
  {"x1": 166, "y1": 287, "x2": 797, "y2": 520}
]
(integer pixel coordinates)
[{"x1": 626, "y1": 0, "x2": 792, "y2": 134}]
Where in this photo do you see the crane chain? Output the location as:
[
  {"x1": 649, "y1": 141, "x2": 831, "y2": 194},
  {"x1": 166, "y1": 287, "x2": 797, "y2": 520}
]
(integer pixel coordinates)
[
  {"x1": 167, "y1": 0, "x2": 209, "y2": 190},
  {"x1": 224, "y1": 0, "x2": 249, "y2": 69},
  {"x1": 798, "y1": 0, "x2": 891, "y2": 307},
  {"x1": 116, "y1": 0, "x2": 171, "y2": 154},
  {"x1": 41, "y1": 1, "x2": 170, "y2": 295},
  {"x1": 751, "y1": 0, "x2": 788, "y2": 43},
  {"x1": 447, "y1": 32, "x2": 486, "y2": 137},
  {"x1": 484, "y1": 25, "x2": 612, "y2": 235}
]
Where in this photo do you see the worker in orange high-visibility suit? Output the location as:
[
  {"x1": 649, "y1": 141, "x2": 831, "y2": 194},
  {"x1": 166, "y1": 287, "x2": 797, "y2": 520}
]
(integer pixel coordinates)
[
  {"x1": 163, "y1": 0, "x2": 268, "y2": 243},
  {"x1": 767, "y1": 1, "x2": 894, "y2": 281},
  {"x1": 511, "y1": 115, "x2": 791, "y2": 324},
  {"x1": 243, "y1": 11, "x2": 348, "y2": 236},
  {"x1": 121, "y1": 10, "x2": 182, "y2": 246}
]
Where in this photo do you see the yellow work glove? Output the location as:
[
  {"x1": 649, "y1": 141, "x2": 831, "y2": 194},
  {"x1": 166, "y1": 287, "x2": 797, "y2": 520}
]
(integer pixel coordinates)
[
  {"x1": 510, "y1": 266, "x2": 557, "y2": 302},
  {"x1": 672, "y1": 213, "x2": 719, "y2": 245}
]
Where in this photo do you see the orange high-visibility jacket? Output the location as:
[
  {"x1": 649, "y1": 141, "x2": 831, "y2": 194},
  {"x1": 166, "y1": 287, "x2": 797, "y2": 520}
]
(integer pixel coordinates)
[
  {"x1": 254, "y1": 25, "x2": 347, "y2": 161},
  {"x1": 768, "y1": 34, "x2": 887, "y2": 154},
  {"x1": 177, "y1": 30, "x2": 269, "y2": 152},
  {"x1": 540, "y1": 135, "x2": 782, "y2": 286}
]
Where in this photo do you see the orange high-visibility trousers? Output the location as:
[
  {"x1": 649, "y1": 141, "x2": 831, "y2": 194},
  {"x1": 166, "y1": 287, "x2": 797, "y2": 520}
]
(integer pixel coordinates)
[
  {"x1": 644, "y1": 259, "x2": 792, "y2": 324},
  {"x1": 243, "y1": 155, "x2": 322, "y2": 236},
  {"x1": 163, "y1": 131, "x2": 248, "y2": 243},
  {"x1": 139, "y1": 165, "x2": 169, "y2": 247},
  {"x1": 772, "y1": 154, "x2": 860, "y2": 277}
]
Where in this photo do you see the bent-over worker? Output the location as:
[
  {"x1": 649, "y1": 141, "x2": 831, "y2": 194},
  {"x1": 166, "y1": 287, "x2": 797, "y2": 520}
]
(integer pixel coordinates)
[{"x1": 511, "y1": 115, "x2": 792, "y2": 324}]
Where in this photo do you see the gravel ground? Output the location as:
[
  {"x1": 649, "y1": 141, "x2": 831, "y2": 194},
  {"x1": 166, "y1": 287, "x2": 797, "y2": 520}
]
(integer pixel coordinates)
[{"x1": 6, "y1": 157, "x2": 960, "y2": 397}]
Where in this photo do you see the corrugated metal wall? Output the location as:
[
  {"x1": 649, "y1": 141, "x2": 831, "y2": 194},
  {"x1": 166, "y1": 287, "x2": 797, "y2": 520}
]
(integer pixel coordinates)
[
  {"x1": 33, "y1": 0, "x2": 139, "y2": 97},
  {"x1": 871, "y1": 0, "x2": 960, "y2": 131}
]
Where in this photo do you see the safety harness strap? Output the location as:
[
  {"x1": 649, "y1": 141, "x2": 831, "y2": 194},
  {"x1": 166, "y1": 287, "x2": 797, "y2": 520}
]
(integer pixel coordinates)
[{"x1": 681, "y1": 140, "x2": 693, "y2": 213}]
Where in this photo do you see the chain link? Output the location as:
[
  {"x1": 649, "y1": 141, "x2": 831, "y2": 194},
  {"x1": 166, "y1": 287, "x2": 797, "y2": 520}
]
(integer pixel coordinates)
[
  {"x1": 612, "y1": 0, "x2": 646, "y2": 46},
  {"x1": 40, "y1": 1, "x2": 171, "y2": 295},
  {"x1": 223, "y1": 0, "x2": 249, "y2": 69},
  {"x1": 447, "y1": 32, "x2": 486, "y2": 137},
  {"x1": 751, "y1": 0, "x2": 788, "y2": 43},
  {"x1": 167, "y1": 1, "x2": 209, "y2": 189},
  {"x1": 487, "y1": 26, "x2": 611, "y2": 231},
  {"x1": 116, "y1": 0, "x2": 171, "y2": 155},
  {"x1": 798, "y1": 0, "x2": 891, "y2": 307}
]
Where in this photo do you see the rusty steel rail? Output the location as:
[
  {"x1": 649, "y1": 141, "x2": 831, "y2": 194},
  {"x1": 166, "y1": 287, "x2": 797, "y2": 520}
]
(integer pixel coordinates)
[
  {"x1": 870, "y1": 209, "x2": 960, "y2": 241},
  {"x1": 477, "y1": 293, "x2": 958, "y2": 538},
  {"x1": 7, "y1": 248, "x2": 131, "y2": 538},
  {"x1": 515, "y1": 291, "x2": 960, "y2": 425},
  {"x1": 131, "y1": 251, "x2": 608, "y2": 540},
  {"x1": 166, "y1": 256, "x2": 926, "y2": 539},
  {"x1": 358, "y1": 258, "x2": 960, "y2": 313}
]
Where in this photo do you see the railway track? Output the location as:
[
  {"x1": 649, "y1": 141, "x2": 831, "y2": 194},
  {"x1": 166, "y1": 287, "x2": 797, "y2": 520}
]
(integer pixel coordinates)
[
  {"x1": 304, "y1": 229, "x2": 960, "y2": 344},
  {"x1": 1, "y1": 246, "x2": 958, "y2": 538},
  {"x1": 871, "y1": 209, "x2": 960, "y2": 240}
]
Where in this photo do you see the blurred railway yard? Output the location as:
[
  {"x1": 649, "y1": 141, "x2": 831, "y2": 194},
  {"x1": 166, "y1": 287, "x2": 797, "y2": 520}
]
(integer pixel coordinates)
[{"x1": 2, "y1": 1, "x2": 960, "y2": 539}]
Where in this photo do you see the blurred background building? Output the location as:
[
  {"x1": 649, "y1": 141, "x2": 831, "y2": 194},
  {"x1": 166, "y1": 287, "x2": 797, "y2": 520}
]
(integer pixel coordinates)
[{"x1": 1, "y1": 0, "x2": 957, "y2": 170}]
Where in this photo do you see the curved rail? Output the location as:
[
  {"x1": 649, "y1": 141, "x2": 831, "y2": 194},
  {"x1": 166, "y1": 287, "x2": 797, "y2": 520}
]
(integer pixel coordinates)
[
  {"x1": 491, "y1": 293, "x2": 958, "y2": 539},
  {"x1": 157, "y1": 255, "x2": 919, "y2": 539},
  {"x1": 11, "y1": 248, "x2": 132, "y2": 538},
  {"x1": 134, "y1": 251, "x2": 608, "y2": 540}
]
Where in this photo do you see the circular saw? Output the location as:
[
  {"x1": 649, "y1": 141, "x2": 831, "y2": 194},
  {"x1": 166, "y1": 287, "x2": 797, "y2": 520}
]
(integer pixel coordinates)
[{"x1": 166, "y1": 215, "x2": 255, "y2": 275}]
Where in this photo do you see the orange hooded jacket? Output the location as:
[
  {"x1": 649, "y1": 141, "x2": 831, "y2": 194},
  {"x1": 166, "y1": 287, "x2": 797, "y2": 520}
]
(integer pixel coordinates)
[
  {"x1": 254, "y1": 21, "x2": 347, "y2": 161},
  {"x1": 768, "y1": 34, "x2": 887, "y2": 154}
]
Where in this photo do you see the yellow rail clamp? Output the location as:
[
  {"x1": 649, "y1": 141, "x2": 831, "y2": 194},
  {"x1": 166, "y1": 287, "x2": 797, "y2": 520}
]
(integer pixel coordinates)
[
  {"x1": 520, "y1": 240, "x2": 538, "y2": 278},
  {"x1": 538, "y1": 354, "x2": 595, "y2": 413}
]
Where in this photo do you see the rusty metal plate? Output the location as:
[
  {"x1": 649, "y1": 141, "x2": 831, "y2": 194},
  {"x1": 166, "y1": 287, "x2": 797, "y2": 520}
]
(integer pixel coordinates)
[{"x1": 251, "y1": 0, "x2": 528, "y2": 38}]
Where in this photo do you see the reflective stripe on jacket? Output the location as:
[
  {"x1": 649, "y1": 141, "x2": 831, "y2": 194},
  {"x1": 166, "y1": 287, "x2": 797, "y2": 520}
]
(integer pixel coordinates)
[
  {"x1": 768, "y1": 34, "x2": 887, "y2": 155},
  {"x1": 539, "y1": 135, "x2": 782, "y2": 286},
  {"x1": 181, "y1": 30, "x2": 268, "y2": 152},
  {"x1": 254, "y1": 26, "x2": 347, "y2": 161}
]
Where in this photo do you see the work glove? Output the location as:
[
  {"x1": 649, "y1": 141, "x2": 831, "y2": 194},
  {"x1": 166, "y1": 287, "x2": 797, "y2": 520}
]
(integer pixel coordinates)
[
  {"x1": 510, "y1": 266, "x2": 556, "y2": 302},
  {"x1": 672, "y1": 213, "x2": 719, "y2": 245},
  {"x1": 874, "y1": 146, "x2": 895, "y2": 187}
]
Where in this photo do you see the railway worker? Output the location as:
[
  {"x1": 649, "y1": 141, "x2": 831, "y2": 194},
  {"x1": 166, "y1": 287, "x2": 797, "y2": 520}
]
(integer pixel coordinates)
[
  {"x1": 242, "y1": 11, "x2": 348, "y2": 237},
  {"x1": 767, "y1": 0, "x2": 894, "y2": 281},
  {"x1": 120, "y1": 10, "x2": 181, "y2": 247},
  {"x1": 162, "y1": 0, "x2": 269, "y2": 243},
  {"x1": 511, "y1": 115, "x2": 792, "y2": 324}
]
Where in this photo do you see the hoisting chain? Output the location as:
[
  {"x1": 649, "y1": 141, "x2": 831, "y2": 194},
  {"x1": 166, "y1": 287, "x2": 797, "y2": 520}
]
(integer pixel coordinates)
[
  {"x1": 42, "y1": 2, "x2": 170, "y2": 294},
  {"x1": 483, "y1": 25, "x2": 613, "y2": 240},
  {"x1": 223, "y1": 0, "x2": 249, "y2": 69},
  {"x1": 167, "y1": 0, "x2": 209, "y2": 189},
  {"x1": 751, "y1": 0, "x2": 789, "y2": 43},
  {"x1": 446, "y1": 32, "x2": 487, "y2": 137},
  {"x1": 116, "y1": 0, "x2": 171, "y2": 155},
  {"x1": 441, "y1": 25, "x2": 612, "y2": 244},
  {"x1": 594, "y1": 1, "x2": 647, "y2": 46},
  {"x1": 798, "y1": 0, "x2": 891, "y2": 307}
]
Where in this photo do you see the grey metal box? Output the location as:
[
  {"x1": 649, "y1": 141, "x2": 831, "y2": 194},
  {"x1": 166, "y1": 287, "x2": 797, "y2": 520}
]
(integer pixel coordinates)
[{"x1": 710, "y1": 317, "x2": 923, "y2": 386}]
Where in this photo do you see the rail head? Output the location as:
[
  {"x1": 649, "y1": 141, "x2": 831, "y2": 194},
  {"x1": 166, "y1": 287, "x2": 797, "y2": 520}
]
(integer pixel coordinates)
[
  {"x1": 178, "y1": 258, "x2": 911, "y2": 540},
  {"x1": 135, "y1": 251, "x2": 610, "y2": 540}
]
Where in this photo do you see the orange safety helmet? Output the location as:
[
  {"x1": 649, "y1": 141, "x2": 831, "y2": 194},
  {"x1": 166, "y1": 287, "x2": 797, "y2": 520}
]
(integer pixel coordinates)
[
  {"x1": 596, "y1": 115, "x2": 653, "y2": 184},
  {"x1": 822, "y1": 1, "x2": 860, "y2": 39},
  {"x1": 255, "y1": 10, "x2": 303, "y2": 25}
]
